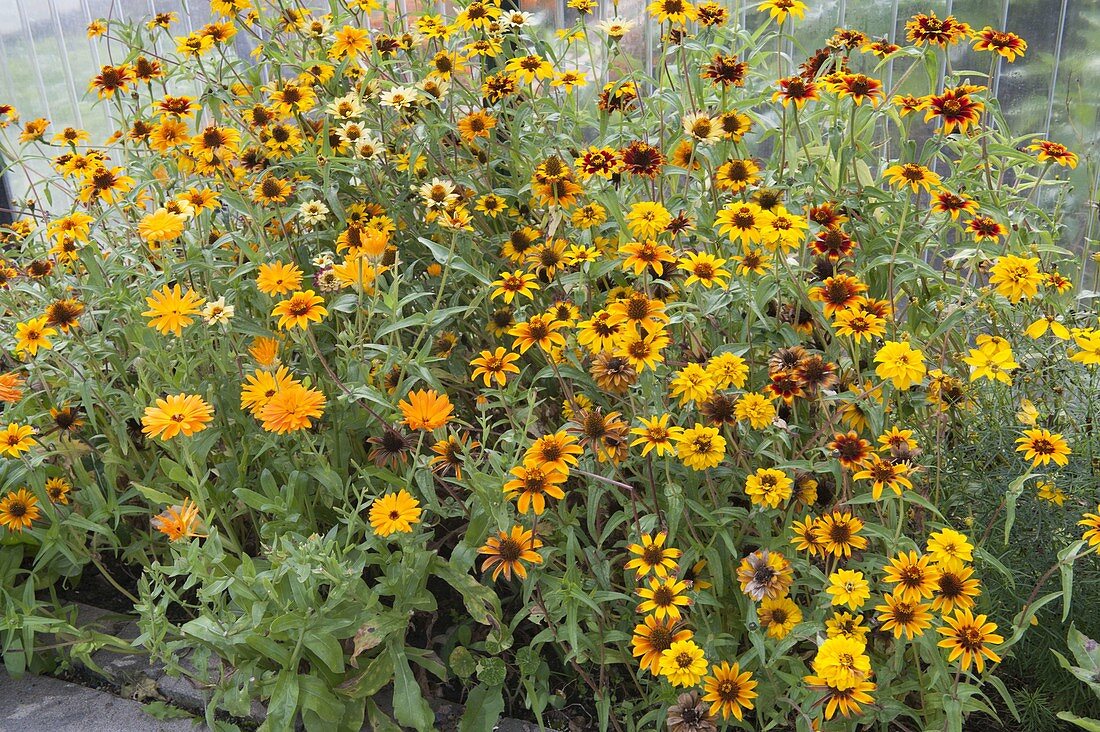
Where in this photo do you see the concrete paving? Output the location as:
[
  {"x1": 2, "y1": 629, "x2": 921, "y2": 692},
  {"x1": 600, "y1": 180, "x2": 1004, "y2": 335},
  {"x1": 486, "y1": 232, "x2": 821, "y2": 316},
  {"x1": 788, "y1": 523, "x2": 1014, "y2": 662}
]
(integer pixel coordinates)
[{"x1": 0, "y1": 672, "x2": 204, "y2": 731}]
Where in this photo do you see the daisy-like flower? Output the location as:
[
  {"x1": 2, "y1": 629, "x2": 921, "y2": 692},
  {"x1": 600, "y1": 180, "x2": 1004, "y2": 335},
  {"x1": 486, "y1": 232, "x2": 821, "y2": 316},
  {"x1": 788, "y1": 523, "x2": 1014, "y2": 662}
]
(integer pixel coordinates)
[
  {"x1": 632, "y1": 615, "x2": 693, "y2": 675},
  {"x1": 883, "y1": 163, "x2": 942, "y2": 194},
  {"x1": 470, "y1": 348, "x2": 521, "y2": 387},
  {"x1": 852, "y1": 455, "x2": 912, "y2": 499},
  {"x1": 827, "y1": 569, "x2": 870, "y2": 610},
  {"x1": 0, "y1": 488, "x2": 40, "y2": 532},
  {"x1": 1070, "y1": 329, "x2": 1100, "y2": 365},
  {"x1": 647, "y1": 0, "x2": 696, "y2": 25},
  {"x1": 737, "y1": 549, "x2": 793, "y2": 601},
  {"x1": 922, "y1": 86, "x2": 985, "y2": 134},
  {"x1": 735, "y1": 392, "x2": 777, "y2": 429},
  {"x1": 931, "y1": 190, "x2": 980, "y2": 219},
  {"x1": 972, "y1": 27, "x2": 1027, "y2": 61},
  {"x1": 744, "y1": 467, "x2": 793, "y2": 509},
  {"x1": 240, "y1": 367, "x2": 299, "y2": 416},
  {"x1": 988, "y1": 255, "x2": 1043, "y2": 302},
  {"x1": 926, "y1": 528, "x2": 974, "y2": 565},
  {"x1": 962, "y1": 341, "x2": 1018, "y2": 383},
  {"x1": 813, "y1": 511, "x2": 868, "y2": 558},
  {"x1": 258, "y1": 383, "x2": 326, "y2": 434},
  {"x1": 525, "y1": 431, "x2": 583, "y2": 474},
  {"x1": 503, "y1": 464, "x2": 567, "y2": 514},
  {"x1": 674, "y1": 423, "x2": 726, "y2": 471},
  {"x1": 669, "y1": 363, "x2": 716, "y2": 405},
  {"x1": 679, "y1": 252, "x2": 730, "y2": 288},
  {"x1": 625, "y1": 201, "x2": 672, "y2": 240},
  {"x1": 142, "y1": 284, "x2": 206, "y2": 336},
  {"x1": 1015, "y1": 428, "x2": 1071, "y2": 467},
  {"x1": 45, "y1": 477, "x2": 72, "y2": 504},
  {"x1": 138, "y1": 208, "x2": 187, "y2": 243},
  {"x1": 479, "y1": 526, "x2": 543, "y2": 581},
  {"x1": 937, "y1": 608, "x2": 1003, "y2": 673},
  {"x1": 883, "y1": 551, "x2": 940, "y2": 601},
  {"x1": 630, "y1": 415, "x2": 683, "y2": 457},
  {"x1": 932, "y1": 560, "x2": 982, "y2": 613},
  {"x1": 757, "y1": 0, "x2": 806, "y2": 24},
  {"x1": 141, "y1": 394, "x2": 214, "y2": 441},
  {"x1": 876, "y1": 592, "x2": 933, "y2": 639},
  {"x1": 637, "y1": 576, "x2": 692, "y2": 620},
  {"x1": 702, "y1": 662, "x2": 757, "y2": 721},
  {"x1": 812, "y1": 636, "x2": 871, "y2": 691},
  {"x1": 272, "y1": 291, "x2": 327, "y2": 330},
  {"x1": 369, "y1": 490, "x2": 422, "y2": 537},
  {"x1": 804, "y1": 674, "x2": 876, "y2": 720},
  {"x1": 509, "y1": 315, "x2": 567, "y2": 353},
  {"x1": 1079, "y1": 505, "x2": 1100, "y2": 548},
  {"x1": 826, "y1": 612, "x2": 868, "y2": 641},
  {"x1": 965, "y1": 215, "x2": 1007, "y2": 242},
  {"x1": 491, "y1": 270, "x2": 540, "y2": 303},
  {"x1": 1028, "y1": 139, "x2": 1078, "y2": 168},
  {"x1": 0, "y1": 423, "x2": 36, "y2": 457},
  {"x1": 829, "y1": 73, "x2": 884, "y2": 106},
  {"x1": 773, "y1": 75, "x2": 819, "y2": 107},
  {"x1": 398, "y1": 389, "x2": 453, "y2": 431},
  {"x1": 152, "y1": 498, "x2": 205, "y2": 541},
  {"x1": 625, "y1": 532, "x2": 682, "y2": 578},
  {"x1": 14, "y1": 317, "x2": 57, "y2": 356},
  {"x1": 758, "y1": 596, "x2": 802, "y2": 639},
  {"x1": 659, "y1": 639, "x2": 707, "y2": 688},
  {"x1": 874, "y1": 340, "x2": 926, "y2": 390},
  {"x1": 620, "y1": 240, "x2": 677, "y2": 276}
]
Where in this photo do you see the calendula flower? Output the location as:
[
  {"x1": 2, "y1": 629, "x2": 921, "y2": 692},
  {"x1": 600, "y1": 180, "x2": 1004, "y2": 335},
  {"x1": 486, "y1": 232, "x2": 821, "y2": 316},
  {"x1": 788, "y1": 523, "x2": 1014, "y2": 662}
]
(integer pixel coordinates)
[
  {"x1": 398, "y1": 389, "x2": 453, "y2": 431},
  {"x1": 152, "y1": 498, "x2": 205, "y2": 540},
  {"x1": 937, "y1": 608, "x2": 1003, "y2": 673},
  {"x1": 142, "y1": 284, "x2": 206, "y2": 336},
  {"x1": 141, "y1": 394, "x2": 214, "y2": 440},
  {"x1": 369, "y1": 490, "x2": 422, "y2": 536},
  {"x1": 272, "y1": 290, "x2": 327, "y2": 330},
  {"x1": 257, "y1": 384, "x2": 323, "y2": 433},
  {"x1": 1015, "y1": 428, "x2": 1071, "y2": 467},
  {"x1": 874, "y1": 341, "x2": 926, "y2": 390},
  {"x1": 827, "y1": 569, "x2": 871, "y2": 610}
]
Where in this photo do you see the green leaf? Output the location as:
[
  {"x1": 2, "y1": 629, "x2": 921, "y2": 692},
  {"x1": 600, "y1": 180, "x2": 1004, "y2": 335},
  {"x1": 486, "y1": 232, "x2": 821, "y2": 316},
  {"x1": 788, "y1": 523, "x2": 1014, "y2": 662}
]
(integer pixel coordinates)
[
  {"x1": 304, "y1": 630, "x2": 345, "y2": 674},
  {"x1": 459, "y1": 683, "x2": 504, "y2": 732},
  {"x1": 1058, "y1": 712, "x2": 1100, "y2": 731},
  {"x1": 264, "y1": 670, "x2": 299, "y2": 731},
  {"x1": 389, "y1": 647, "x2": 434, "y2": 732}
]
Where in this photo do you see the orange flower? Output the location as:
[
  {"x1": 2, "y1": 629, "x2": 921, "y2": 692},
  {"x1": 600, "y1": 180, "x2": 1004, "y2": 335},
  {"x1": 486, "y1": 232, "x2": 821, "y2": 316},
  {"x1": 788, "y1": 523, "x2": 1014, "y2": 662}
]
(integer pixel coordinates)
[{"x1": 398, "y1": 389, "x2": 454, "y2": 431}]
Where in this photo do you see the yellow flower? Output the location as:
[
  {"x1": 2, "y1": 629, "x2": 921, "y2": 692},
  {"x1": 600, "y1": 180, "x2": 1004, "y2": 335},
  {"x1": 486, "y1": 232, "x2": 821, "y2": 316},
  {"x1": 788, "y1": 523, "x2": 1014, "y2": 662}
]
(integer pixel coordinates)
[
  {"x1": 926, "y1": 528, "x2": 974, "y2": 565},
  {"x1": 679, "y1": 251, "x2": 730, "y2": 288},
  {"x1": 142, "y1": 285, "x2": 206, "y2": 336},
  {"x1": 758, "y1": 596, "x2": 802, "y2": 639},
  {"x1": 504, "y1": 54, "x2": 554, "y2": 84},
  {"x1": 702, "y1": 662, "x2": 757, "y2": 720},
  {"x1": 707, "y1": 352, "x2": 748, "y2": 389},
  {"x1": 674, "y1": 423, "x2": 726, "y2": 470},
  {"x1": 0, "y1": 488, "x2": 41, "y2": 532},
  {"x1": 369, "y1": 490, "x2": 422, "y2": 537},
  {"x1": 827, "y1": 569, "x2": 870, "y2": 610},
  {"x1": 625, "y1": 201, "x2": 671, "y2": 240},
  {"x1": 883, "y1": 163, "x2": 942, "y2": 193},
  {"x1": 735, "y1": 392, "x2": 776, "y2": 429},
  {"x1": 757, "y1": 0, "x2": 806, "y2": 23},
  {"x1": 398, "y1": 389, "x2": 454, "y2": 431},
  {"x1": 1025, "y1": 316, "x2": 1071, "y2": 341},
  {"x1": 258, "y1": 383, "x2": 326, "y2": 434},
  {"x1": 625, "y1": 532, "x2": 682, "y2": 578},
  {"x1": 812, "y1": 636, "x2": 871, "y2": 690},
  {"x1": 744, "y1": 467, "x2": 793, "y2": 509},
  {"x1": 491, "y1": 270, "x2": 540, "y2": 303},
  {"x1": 1015, "y1": 428, "x2": 1071, "y2": 467},
  {"x1": 1070, "y1": 329, "x2": 1100, "y2": 365},
  {"x1": 630, "y1": 415, "x2": 683, "y2": 457},
  {"x1": 138, "y1": 208, "x2": 187, "y2": 243},
  {"x1": 0, "y1": 423, "x2": 37, "y2": 457},
  {"x1": 1037, "y1": 480, "x2": 1066, "y2": 506},
  {"x1": 989, "y1": 255, "x2": 1043, "y2": 303},
  {"x1": 659, "y1": 639, "x2": 707, "y2": 687},
  {"x1": 470, "y1": 348, "x2": 521, "y2": 387},
  {"x1": 962, "y1": 341, "x2": 1018, "y2": 383},
  {"x1": 873, "y1": 340, "x2": 926, "y2": 390},
  {"x1": 14, "y1": 316, "x2": 56, "y2": 356},
  {"x1": 152, "y1": 498, "x2": 205, "y2": 541},
  {"x1": 141, "y1": 394, "x2": 214, "y2": 440},
  {"x1": 271, "y1": 291, "x2": 327, "y2": 330},
  {"x1": 669, "y1": 363, "x2": 716, "y2": 405},
  {"x1": 636, "y1": 576, "x2": 692, "y2": 620},
  {"x1": 937, "y1": 608, "x2": 1003, "y2": 673}
]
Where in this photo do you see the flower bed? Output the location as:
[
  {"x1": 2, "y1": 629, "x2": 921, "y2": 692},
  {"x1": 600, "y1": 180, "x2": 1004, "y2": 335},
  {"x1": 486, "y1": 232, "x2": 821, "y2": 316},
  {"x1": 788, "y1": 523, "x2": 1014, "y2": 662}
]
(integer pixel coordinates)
[{"x1": 1, "y1": 1, "x2": 1099, "y2": 730}]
